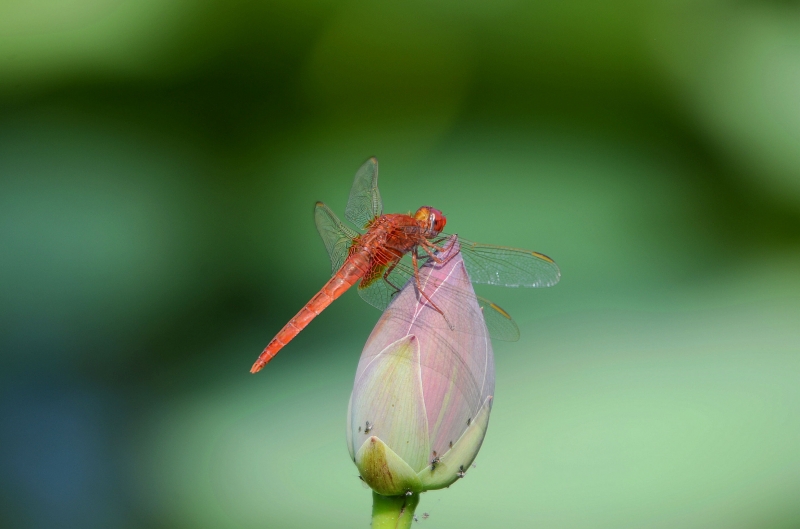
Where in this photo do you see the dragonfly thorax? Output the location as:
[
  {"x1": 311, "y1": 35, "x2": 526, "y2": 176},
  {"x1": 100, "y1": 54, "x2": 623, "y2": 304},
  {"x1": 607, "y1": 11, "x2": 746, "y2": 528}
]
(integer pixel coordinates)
[{"x1": 414, "y1": 206, "x2": 446, "y2": 237}]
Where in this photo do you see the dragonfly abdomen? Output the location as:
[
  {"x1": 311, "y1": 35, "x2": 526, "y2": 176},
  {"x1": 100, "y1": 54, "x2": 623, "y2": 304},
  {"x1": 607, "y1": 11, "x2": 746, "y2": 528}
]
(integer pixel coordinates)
[{"x1": 250, "y1": 251, "x2": 372, "y2": 373}]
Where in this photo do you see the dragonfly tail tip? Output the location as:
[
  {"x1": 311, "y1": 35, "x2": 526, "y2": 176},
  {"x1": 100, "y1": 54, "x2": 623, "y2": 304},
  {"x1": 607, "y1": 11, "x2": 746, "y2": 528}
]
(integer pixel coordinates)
[{"x1": 250, "y1": 361, "x2": 265, "y2": 374}]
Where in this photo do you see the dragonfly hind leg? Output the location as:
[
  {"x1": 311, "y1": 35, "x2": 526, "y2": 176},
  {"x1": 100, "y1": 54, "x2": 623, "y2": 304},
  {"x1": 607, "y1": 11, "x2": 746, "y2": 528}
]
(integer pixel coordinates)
[
  {"x1": 412, "y1": 251, "x2": 455, "y2": 331},
  {"x1": 381, "y1": 260, "x2": 402, "y2": 298}
]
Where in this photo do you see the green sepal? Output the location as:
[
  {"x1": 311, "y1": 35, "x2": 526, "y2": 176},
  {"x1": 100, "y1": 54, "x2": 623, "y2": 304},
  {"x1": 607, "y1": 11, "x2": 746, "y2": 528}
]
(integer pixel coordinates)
[{"x1": 355, "y1": 435, "x2": 423, "y2": 496}]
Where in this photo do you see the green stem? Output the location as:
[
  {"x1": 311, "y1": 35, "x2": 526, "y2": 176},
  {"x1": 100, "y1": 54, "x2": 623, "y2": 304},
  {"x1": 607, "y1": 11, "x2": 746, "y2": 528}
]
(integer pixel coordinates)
[{"x1": 371, "y1": 491, "x2": 420, "y2": 529}]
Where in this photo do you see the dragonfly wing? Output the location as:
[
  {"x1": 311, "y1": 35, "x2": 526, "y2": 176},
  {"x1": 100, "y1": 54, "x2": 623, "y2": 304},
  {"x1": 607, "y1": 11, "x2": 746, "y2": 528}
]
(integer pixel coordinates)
[
  {"x1": 314, "y1": 201, "x2": 359, "y2": 275},
  {"x1": 454, "y1": 237, "x2": 561, "y2": 287},
  {"x1": 358, "y1": 274, "x2": 400, "y2": 312},
  {"x1": 345, "y1": 157, "x2": 382, "y2": 229},
  {"x1": 357, "y1": 254, "x2": 414, "y2": 311},
  {"x1": 476, "y1": 296, "x2": 520, "y2": 342}
]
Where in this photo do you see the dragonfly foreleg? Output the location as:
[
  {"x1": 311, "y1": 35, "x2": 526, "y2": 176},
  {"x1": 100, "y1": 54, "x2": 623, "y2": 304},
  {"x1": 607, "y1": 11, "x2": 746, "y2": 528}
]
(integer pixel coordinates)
[
  {"x1": 412, "y1": 251, "x2": 455, "y2": 331},
  {"x1": 420, "y1": 239, "x2": 459, "y2": 267},
  {"x1": 427, "y1": 235, "x2": 457, "y2": 255},
  {"x1": 419, "y1": 243, "x2": 443, "y2": 263}
]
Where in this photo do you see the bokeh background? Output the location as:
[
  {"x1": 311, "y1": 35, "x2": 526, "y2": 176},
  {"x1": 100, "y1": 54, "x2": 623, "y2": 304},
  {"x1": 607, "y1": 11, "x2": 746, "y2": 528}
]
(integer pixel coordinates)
[{"x1": 2, "y1": 1, "x2": 800, "y2": 527}]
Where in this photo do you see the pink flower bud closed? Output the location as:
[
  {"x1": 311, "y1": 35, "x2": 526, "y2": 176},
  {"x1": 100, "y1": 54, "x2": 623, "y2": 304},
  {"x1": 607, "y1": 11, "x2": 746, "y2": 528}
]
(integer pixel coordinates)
[{"x1": 347, "y1": 236, "x2": 495, "y2": 495}]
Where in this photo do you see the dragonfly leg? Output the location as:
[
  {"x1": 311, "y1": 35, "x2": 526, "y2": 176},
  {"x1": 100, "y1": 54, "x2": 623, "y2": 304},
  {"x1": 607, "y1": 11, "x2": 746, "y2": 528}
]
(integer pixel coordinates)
[
  {"x1": 420, "y1": 243, "x2": 443, "y2": 263},
  {"x1": 428, "y1": 236, "x2": 457, "y2": 255},
  {"x1": 420, "y1": 240, "x2": 459, "y2": 266},
  {"x1": 382, "y1": 259, "x2": 402, "y2": 296},
  {"x1": 412, "y1": 251, "x2": 455, "y2": 330}
]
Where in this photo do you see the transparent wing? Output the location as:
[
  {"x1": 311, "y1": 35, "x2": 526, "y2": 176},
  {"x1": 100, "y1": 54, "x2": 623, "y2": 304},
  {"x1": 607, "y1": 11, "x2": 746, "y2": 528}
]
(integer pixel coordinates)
[
  {"x1": 345, "y1": 157, "x2": 382, "y2": 229},
  {"x1": 357, "y1": 252, "x2": 520, "y2": 342},
  {"x1": 314, "y1": 201, "x2": 359, "y2": 275},
  {"x1": 356, "y1": 252, "x2": 413, "y2": 314},
  {"x1": 476, "y1": 295, "x2": 520, "y2": 341},
  {"x1": 451, "y1": 236, "x2": 561, "y2": 288}
]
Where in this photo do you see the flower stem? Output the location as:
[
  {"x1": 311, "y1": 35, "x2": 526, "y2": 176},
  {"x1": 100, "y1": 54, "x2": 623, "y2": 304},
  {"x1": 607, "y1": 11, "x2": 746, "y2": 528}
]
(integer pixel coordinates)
[{"x1": 371, "y1": 491, "x2": 420, "y2": 529}]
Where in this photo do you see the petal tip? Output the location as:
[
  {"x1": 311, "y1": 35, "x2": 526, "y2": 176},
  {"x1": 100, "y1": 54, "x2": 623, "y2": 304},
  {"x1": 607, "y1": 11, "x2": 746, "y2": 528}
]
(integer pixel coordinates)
[{"x1": 355, "y1": 436, "x2": 423, "y2": 496}]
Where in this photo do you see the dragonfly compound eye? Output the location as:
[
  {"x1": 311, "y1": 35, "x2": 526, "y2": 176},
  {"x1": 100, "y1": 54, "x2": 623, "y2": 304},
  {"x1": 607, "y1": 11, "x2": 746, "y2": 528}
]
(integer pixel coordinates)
[
  {"x1": 415, "y1": 206, "x2": 447, "y2": 235},
  {"x1": 430, "y1": 207, "x2": 446, "y2": 233}
]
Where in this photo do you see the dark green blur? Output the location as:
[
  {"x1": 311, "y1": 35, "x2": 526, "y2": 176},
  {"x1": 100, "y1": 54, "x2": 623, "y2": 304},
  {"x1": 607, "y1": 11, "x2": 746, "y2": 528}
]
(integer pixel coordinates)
[{"x1": 1, "y1": 1, "x2": 799, "y2": 527}]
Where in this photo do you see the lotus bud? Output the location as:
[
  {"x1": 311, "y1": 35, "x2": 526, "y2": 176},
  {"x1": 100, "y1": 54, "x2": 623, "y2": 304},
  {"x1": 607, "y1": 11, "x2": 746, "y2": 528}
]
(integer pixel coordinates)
[{"x1": 347, "y1": 236, "x2": 495, "y2": 501}]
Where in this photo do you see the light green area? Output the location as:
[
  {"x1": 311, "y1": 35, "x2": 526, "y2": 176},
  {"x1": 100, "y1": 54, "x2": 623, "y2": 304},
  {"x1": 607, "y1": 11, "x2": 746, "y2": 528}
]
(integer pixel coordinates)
[
  {"x1": 127, "y1": 265, "x2": 800, "y2": 527},
  {"x1": 1, "y1": 1, "x2": 800, "y2": 528}
]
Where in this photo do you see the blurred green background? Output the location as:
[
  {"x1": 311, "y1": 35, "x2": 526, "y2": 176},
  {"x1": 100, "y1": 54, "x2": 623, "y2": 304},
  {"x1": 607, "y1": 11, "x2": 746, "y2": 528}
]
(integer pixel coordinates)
[{"x1": 2, "y1": 0, "x2": 800, "y2": 527}]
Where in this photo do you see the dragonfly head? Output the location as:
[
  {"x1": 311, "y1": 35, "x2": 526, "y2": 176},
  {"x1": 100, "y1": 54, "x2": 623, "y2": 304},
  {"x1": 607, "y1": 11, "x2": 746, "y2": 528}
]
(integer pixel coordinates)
[{"x1": 414, "y1": 206, "x2": 447, "y2": 237}]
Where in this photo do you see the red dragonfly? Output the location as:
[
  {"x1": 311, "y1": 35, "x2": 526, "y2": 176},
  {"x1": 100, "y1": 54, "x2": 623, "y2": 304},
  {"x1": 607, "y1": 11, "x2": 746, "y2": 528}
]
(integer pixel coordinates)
[{"x1": 250, "y1": 157, "x2": 560, "y2": 373}]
